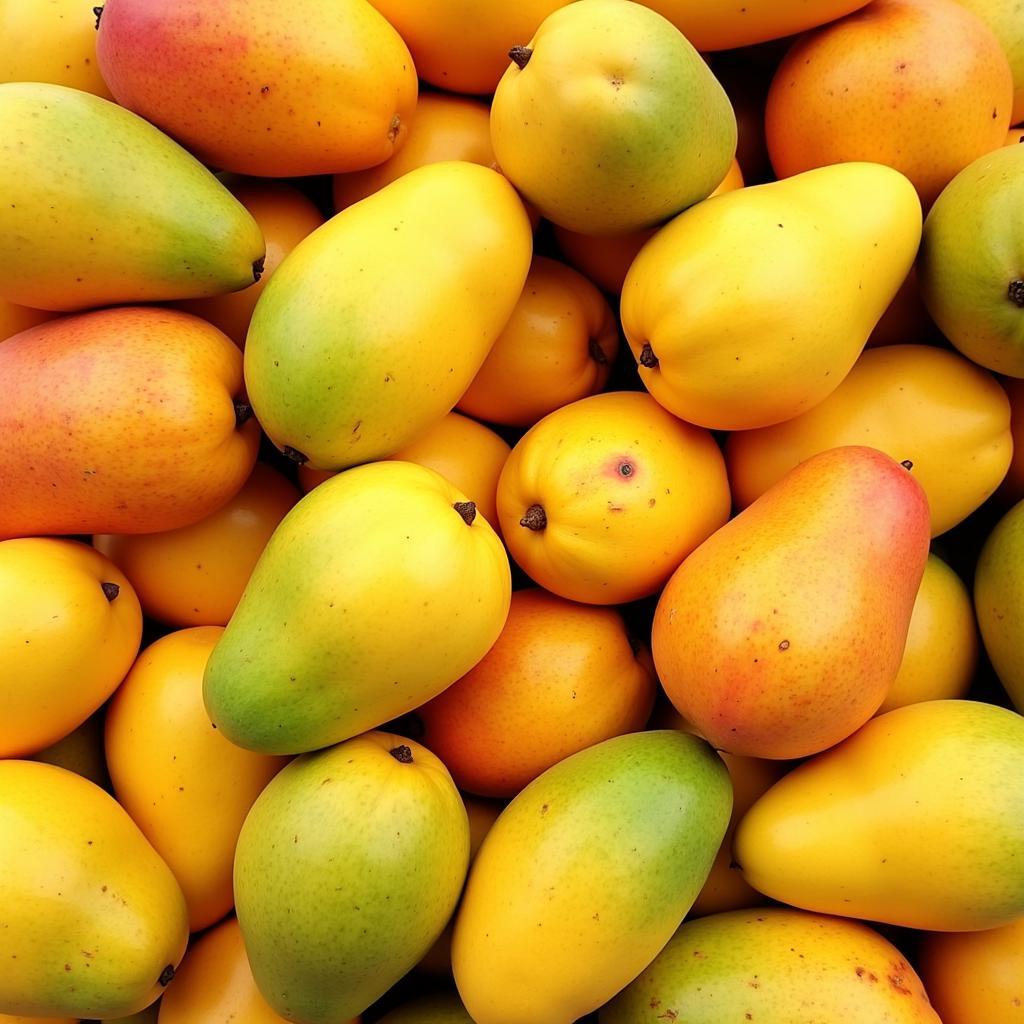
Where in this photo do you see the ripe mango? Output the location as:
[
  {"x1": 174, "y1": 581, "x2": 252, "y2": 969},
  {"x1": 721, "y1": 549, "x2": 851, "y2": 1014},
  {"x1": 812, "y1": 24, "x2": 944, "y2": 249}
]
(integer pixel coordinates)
[
  {"x1": 204, "y1": 460, "x2": 511, "y2": 754},
  {"x1": 0, "y1": 307, "x2": 260, "y2": 538},
  {"x1": 245, "y1": 161, "x2": 532, "y2": 470},
  {"x1": 452, "y1": 730, "x2": 732, "y2": 1024},
  {"x1": 490, "y1": 0, "x2": 736, "y2": 235},
  {"x1": 600, "y1": 908, "x2": 940, "y2": 1022},
  {"x1": 735, "y1": 699, "x2": 1024, "y2": 930},
  {"x1": 0, "y1": 761, "x2": 188, "y2": 1019},
  {"x1": 234, "y1": 732, "x2": 469, "y2": 1024},
  {"x1": 0, "y1": 82, "x2": 263, "y2": 311},
  {"x1": 621, "y1": 162, "x2": 922, "y2": 430}
]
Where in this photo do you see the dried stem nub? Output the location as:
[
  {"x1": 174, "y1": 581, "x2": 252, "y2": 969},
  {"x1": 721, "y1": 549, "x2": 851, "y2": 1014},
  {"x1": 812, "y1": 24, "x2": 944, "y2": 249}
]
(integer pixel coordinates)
[
  {"x1": 508, "y1": 45, "x2": 533, "y2": 70},
  {"x1": 453, "y1": 500, "x2": 477, "y2": 525},
  {"x1": 520, "y1": 504, "x2": 547, "y2": 531}
]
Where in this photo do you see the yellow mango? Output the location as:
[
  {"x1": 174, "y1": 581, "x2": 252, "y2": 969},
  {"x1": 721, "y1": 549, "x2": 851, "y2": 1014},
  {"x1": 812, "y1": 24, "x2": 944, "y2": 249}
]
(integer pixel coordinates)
[
  {"x1": 0, "y1": 761, "x2": 188, "y2": 1019},
  {"x1": 621, "y1": 162, "x2": 922, "y2": 430},
  {"x1": 735, "y1": 699, "x2": 1024, "y2": 930},
  {"x1": 105, "y1": 627, "x2": 289, "y2": 932},
  {"x1": 452, "y1": 730, "x2": 731, "y2": 1024},
  {"x1": 0, "y1": 538, "x2": 141, "y2": 757},
  {"x1": 726, "y1": 343, "x2": 1013, "y2": 536},
  {"x1": 599, "y1": 908, "x2": 940, "y2": 1023},
  {"x1": 878, "y1": 553, "x2": 977, "y2": 714},
  {"x1": 245, "y1": 161, "x2": 532, "y2": 471}
]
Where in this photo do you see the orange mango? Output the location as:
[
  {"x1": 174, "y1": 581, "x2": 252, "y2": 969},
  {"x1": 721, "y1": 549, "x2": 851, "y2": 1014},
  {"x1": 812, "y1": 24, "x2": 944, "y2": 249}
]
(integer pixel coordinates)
[
  {"x1": 0, "y1": 307, "x2": 260, "y2": 538},
  {"x1": 105, "y1": 627, "x2": 289, "y2": 932},
  {"x1": 94, "y1": 462, "x2": 300, "y2": 628}
]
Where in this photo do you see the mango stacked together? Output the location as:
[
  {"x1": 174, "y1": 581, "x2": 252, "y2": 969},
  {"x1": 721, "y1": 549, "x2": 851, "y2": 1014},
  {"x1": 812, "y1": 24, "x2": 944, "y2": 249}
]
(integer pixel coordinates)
[{"x1": 1, "y1": 1, "x2": 1024, "y2": 1022}]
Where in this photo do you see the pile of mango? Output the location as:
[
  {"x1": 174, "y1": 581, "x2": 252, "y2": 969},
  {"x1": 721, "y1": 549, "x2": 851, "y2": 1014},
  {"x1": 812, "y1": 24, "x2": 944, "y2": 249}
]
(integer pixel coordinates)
[{"x1": 2, "y1": 0, "x2": 1024, "y2": 1021}]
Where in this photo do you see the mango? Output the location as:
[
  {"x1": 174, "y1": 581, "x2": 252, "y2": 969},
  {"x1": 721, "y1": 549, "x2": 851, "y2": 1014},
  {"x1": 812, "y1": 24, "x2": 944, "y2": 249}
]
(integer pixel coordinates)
[
  {"x1": 105, "y1": 627, "x2": 289, "y2": 932},
  {"x1": 599, "y1": 908, "x2": 939, "y2": 1023},
  {"x1": 490, "y1": 0, "x2": 736, "y2": 235},
  {"x1": 97, "y1": 0, "x2": 417, "y2": 178},
  {"x1": 975, "y1": 497, "x2": 1024, "y2": 710},
  {"x1": 653, "y1": 446, "x2": 930, "y2": 759},
  {"x1": 245, "y1": 161, "x2": 532, "y2": 470},
  {"x1": 377, "y1": 993, "x2": 472, "y2": 1023},
  {"x1": 0, "y1": 538, "x2": 141, "y2": 757},
  {"x1": 725, "y1": 343, "x2": 1013, "y2": 536},
  {"x1": 234, "y1": 732, "x2": 469, "y2": 1024},
  {"x1": 919, "y1": 143, "x2": 1024, "y2": 376},
  {"x1": 735, "y1": 699, "x2": 1024, "y2": 930},
  {"x1": 452, "y1": 730, "x2": 732, "y2": 1024},
  {"x1": 0, "y1": 307, "x2": 260, "y2": 538},
  {"x1": 496, "y1": 390, "x2": 731, "y2": 605},
  {"x1": 0, "y1": 82, "x2": 263, "y2": 312},
  {"x1": 621, "y1": 162, "x2": 922, "y2": 430},
  {"x1": 204, "y1": 460, "x2": 511, "y2": 754},
  {"x1": 0, "y1": 761, "x2": 188, "y2": 1019}
]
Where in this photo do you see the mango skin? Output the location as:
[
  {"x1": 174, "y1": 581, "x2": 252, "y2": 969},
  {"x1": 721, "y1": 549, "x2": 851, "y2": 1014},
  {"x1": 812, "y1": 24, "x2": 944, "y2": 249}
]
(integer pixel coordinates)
[
  {"x1": 919, "y1": 144, "x2": 1024, "y2": 376},
  {"x1": 452, "y1": 730, "x2": 732, "y2": 1024},
  {"x1": 98, "y1": 0, "x2": 418, "y2": 178},
  {"x1": 0, "y1": 538, "x2": 141, "y2": 757},
  {"x1": 652, "y1": 446, "x2": 931, "y2": 760},
  {"x1": 621, "y1": 162, "x2": 922, "y2": 430},
  {"x1": 377, "y1": 993, "x2": 472, "y2": 1023},
  {"x1": 0, "y1": 82, "x2": 263, "y2": 311},
  {"x1": 0, "y1": 761, "x2": 188, "y2": 1019},
  {"x1": 0, "y1": 307, "x2": 260, "y2": 538},
  {"x1": 975, "y1": 498, "x2": 1024, "y2": 710},
  {"x1": 490, "y1": 0, "x2": 736, "y2": 236},
  {"x1": 599, "y1": 908, "x2": 940, "y2": 1023},
  {"x1": 245, "y1": 161, "x2": 532, "y2": 470},
  {"x1": 234, "y1": 732, "x2": 470, "y2": 1024},
  {"x1": 203, "y1": 460, "x2": 511, "y2": 755},
  {"x1": 735, "y1": 699, "x2": 1024, "y2": 931}
]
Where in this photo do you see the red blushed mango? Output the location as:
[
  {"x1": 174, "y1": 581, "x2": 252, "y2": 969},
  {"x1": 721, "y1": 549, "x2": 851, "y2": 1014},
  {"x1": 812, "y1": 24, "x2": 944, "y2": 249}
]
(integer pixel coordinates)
[
  {"x1": 416, "y1": 588, "x2": 655, "y2": 798},
  {"x1": 0, "y1": 307, "x2": 260, "y2": 538},
  {"x1": 652, "y1": 446, "x2": 931, "y2": 760},
  {"x1": 457, "y1": 256, "x2": 619, "y2": 427},
  {"x1": 93, "y1": 462, "x2": 300, "y2": 628},
  {"x1": 176, "y1": 181, "x2": 325, "y2": 349},
  {"x1": 96, "y1": 0, "x2": 418, "y2": 178},
  {"x1": 765, "y1": 0, "x2": 1014, "y2": 209}
]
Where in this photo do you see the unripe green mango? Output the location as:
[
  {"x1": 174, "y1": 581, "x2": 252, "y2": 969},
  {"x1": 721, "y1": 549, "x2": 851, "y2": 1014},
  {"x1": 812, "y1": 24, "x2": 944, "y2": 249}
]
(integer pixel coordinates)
[
  {"x1": 203, "y1": 460, "x2": 511, "y2": 755},
  {"x1": 452, "y1": 730, "x2": 732, "y2": 1024},
  {"x1": 0, "y1": 761, "x2": 188, "y2": 1019},
  {"x1": 0, "y1": 82, "x2": 264, "y2": 312},
  {"x1": 244, "y1": 160, "x2": 533, "y2": 471},
  {"x1": 234, "y1": 732, "x2": 470, "y2": 1024}
]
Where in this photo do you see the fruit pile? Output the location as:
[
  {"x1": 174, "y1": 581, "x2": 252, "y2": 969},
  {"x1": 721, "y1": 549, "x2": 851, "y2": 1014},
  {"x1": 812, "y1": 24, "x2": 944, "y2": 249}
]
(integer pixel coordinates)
[{"x1": 2, "y1": 0, "x2": 1024, "y2": 1021}]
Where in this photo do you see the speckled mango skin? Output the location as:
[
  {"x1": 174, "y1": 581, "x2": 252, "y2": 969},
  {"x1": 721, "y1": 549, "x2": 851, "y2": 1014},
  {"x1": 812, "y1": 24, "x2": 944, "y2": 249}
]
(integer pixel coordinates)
[
  {"x1": 0, "y1": 82, "x2": 264, "y2": 312},
  {"x1": 244, "y1": 161, "x2": 532, "y2": 471},
  {"x1": 599, "y1": 908, "x2": 940, "y2": 1023},
  {"x1": 451, "y1": 730, "x2": 732, "y2": 1024},
  {"x1": 735, "y1": 700, "x2": 1024, "y2": 931},
  {"x1": 0, "y1": 761, "x2": 188, "y2": 1020},
  {"x1": 202, "y1": 460, "x2": 511, "y2": 755},
  {"x1": 652, "y1": 446, "x2": 930, "y2": 760},
  {"x1": 233, "y1": 732, "x2": 470, "y2": 1024},
  {"x1": 96, "y1": 0, "x2": 418, "y2": 177}
]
